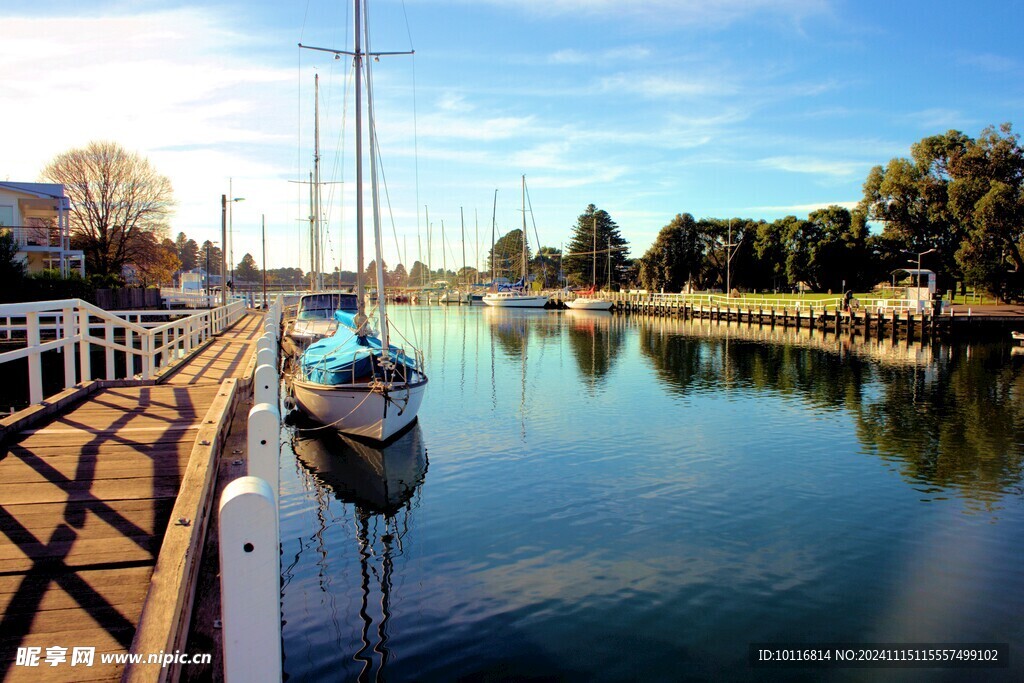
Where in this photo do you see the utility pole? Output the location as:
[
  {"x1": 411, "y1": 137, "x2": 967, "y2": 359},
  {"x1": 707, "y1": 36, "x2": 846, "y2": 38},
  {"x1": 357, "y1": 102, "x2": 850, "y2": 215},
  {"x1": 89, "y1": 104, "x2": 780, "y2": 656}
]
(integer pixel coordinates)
[
  {"x1": 261, "y1": 215, "x2": 267, "y2": 309},
  {"x1": 220, "y1": 195, "x2": 227, "y2": 306}
]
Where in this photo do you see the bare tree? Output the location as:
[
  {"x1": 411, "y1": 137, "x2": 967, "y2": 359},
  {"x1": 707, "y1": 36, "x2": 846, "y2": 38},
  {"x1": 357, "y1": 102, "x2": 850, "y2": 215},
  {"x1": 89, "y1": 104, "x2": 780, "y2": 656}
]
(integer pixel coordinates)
[{"x1": 42, "y1": 141, "x2": 174, "y2": 277}]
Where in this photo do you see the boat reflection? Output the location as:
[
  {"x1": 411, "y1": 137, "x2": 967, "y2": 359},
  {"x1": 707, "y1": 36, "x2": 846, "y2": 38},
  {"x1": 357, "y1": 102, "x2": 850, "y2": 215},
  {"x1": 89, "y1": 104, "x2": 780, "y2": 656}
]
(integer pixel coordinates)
[
  {"x1": 564, "y1": 309, "x2": 626, "y2": 388},
  {"x1": 291, "y1": 423, "x2": 428, "y2": 682}
]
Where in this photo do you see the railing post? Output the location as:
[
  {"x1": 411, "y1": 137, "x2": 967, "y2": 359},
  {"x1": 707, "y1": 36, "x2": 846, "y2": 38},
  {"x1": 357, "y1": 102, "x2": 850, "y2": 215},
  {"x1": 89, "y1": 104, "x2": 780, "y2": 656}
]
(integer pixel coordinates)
[
  {"x1": 256, "y1": 347, "x2": 276, "y2": 371},
  {"x1": 218, "y1": 476, "x2": 281, "y2": 683},
  {"x1": 254, "y1": 365, "x2": 278, "y2": 407},
  {"x1": 62, "y1": 306, "x2": 77, "y2": 390},
  {"x1": 248, "y1": 403, "x2": 281, "y2": 505},
  {"x1": 78, "y1": 307, "x2": 92, "y2": 383},
  {"x1": 143, "y1": 333, "x2": 155, "y2": 380},
  {"x1": 105, "y1": 320, "x2": 116, "y2": 380},
  {"x1": 26, "y1": 311, "x2": 43, "y2": 405},
  {"x1": 125, "y1": 327, "x2": 135, "y2": 377}
]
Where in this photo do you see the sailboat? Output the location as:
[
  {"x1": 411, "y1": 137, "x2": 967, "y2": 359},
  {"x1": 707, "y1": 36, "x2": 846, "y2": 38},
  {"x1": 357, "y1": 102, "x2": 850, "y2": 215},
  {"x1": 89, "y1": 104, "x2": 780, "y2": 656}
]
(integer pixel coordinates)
[
  {"x1": 566, "y1": 217, "x2": 613, "y2": 311},
  {"x1": 289, "y1": 74, "x2": 359, "y2": 344},
  {"x1": 482, "y1": 176, "x2": 549, "y2": 308},
  {"x1": 293, "y1": 0, "x2": 427, "y2": 443}
]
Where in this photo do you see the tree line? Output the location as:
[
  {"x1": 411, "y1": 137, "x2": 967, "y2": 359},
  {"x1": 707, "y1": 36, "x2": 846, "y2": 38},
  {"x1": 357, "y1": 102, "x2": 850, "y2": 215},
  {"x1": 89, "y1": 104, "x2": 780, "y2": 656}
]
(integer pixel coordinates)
[{"x1": 636, "y1": 123, "x2": 1024, "y2": 297}]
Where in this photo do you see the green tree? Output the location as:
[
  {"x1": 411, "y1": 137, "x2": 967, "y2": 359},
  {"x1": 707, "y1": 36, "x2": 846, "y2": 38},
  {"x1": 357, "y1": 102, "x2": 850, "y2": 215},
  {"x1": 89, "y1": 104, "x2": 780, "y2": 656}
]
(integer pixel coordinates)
[
  {"x1": 859, "y1": 130, "x2": 971, "y2": 291},
  {"x1": 754, "y1": 219, "x2": 790, "y2": 292},
  {"x1": 236, "y1": 253, "x2": 260, "y2": 283},
  {"x1": 532, "y1": 246, "x2": 562, "y2": 288},
  {"x1": 409, "y1": 261, "x2": 430, "y2": 286},
  {"x1": 637, "y1": 213, "x2": 704, "y2": 292},
  {"x1": 175, "y1": 232, "x2": 199, "y2": 271},
  {"x1": 488, "y1": 229, "x2": 529, "y2": 280},
  {"x1": 0, "y1": 231, "x2": 27, "y2": 301},
  {"x1": 949, "y1": 124, "x2": 1024, "y2": 297},
  {"x1": 199, "y1": 240, "x2": 223, "y2": 277},
  {"x1": 564, "y1": 205, "x2": 629, "y2": 288},
  {"x1": 390, "y1": 263, "x2": 408, "y2": 287}
]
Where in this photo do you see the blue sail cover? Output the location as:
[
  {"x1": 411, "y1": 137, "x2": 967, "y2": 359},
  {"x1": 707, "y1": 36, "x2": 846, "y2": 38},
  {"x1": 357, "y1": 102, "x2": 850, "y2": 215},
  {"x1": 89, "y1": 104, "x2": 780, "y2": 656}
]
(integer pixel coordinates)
[{"x1": 300, "y1": 313, "x2": 417, "y2": 385}]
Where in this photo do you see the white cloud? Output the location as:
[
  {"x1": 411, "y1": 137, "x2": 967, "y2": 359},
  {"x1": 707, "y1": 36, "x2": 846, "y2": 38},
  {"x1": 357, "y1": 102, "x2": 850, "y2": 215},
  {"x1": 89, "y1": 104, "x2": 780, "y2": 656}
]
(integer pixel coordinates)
[
  {"x1": 469, "y1": 0, "x2": 829, "y2": 28},
  {"x1": 600, "y1": 73, "x2": 735, "y2": 99},
  {"x1": 548, "y1": 46, "x2": 652, "y2": 65},
  {"x1": 758, "y1": 156, "x2": 868, "y2": 178},
  {"x1": 742, "y1": 201, "x2": 860, "y2": 214}
]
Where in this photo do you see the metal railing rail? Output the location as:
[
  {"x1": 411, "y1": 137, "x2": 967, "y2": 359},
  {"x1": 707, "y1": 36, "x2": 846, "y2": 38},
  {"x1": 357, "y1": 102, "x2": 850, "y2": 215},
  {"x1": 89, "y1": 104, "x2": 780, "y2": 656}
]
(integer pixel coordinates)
[{"x1": 0, "y1": 298, "x2": 246, "y2": 405}]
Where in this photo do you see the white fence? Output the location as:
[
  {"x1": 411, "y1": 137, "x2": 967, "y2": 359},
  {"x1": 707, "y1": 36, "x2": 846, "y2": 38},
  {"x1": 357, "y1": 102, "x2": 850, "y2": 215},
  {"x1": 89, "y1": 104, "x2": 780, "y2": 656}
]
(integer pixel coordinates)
[
  {"x1": 599, "y1": 291, "x2": 846, "y2": 310},
  {"x1": 0, "y1": 298, "x2": 246, "y2": 406},
  {"x1": 219, "y1": 296, "x2": 284, "y2": 683}
]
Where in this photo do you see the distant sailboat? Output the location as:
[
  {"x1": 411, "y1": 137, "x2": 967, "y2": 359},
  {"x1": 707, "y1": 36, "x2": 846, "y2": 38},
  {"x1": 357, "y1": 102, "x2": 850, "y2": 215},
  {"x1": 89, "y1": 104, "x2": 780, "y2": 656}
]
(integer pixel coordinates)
[
  {"x1": 293, "y1": 0, "x2": 427, "y2": 443},
  {"x1": 566, "y1": 217, "x2": 613, "y2": 311},
  {"x1": 483, "y1": 176, "x2": 548, "y2": 308}
]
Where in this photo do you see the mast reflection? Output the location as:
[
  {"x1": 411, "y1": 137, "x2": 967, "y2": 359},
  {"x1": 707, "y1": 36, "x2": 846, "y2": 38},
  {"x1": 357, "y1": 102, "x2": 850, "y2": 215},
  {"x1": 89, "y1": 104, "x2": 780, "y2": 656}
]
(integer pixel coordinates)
[{"x1": 291, "y1": 423, "x2": 428, "y2": 682}]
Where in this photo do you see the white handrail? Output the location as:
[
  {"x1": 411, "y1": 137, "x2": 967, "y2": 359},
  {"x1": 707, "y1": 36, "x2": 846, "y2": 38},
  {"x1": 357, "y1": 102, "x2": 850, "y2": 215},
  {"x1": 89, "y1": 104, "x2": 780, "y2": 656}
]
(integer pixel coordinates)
[
  {"x1": 0, "y1": 298, "x2": 247, "y2": 406},
  {"x1": 219, "y1": 294, "x2": 284, "y2": 683}
]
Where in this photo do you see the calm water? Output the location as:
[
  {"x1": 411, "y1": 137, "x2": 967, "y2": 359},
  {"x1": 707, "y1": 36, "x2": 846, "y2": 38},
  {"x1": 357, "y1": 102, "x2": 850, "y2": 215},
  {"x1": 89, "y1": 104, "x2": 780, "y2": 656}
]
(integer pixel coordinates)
[{"x1": 278, "y1": 307, "x2": 1024, "y2": 682}]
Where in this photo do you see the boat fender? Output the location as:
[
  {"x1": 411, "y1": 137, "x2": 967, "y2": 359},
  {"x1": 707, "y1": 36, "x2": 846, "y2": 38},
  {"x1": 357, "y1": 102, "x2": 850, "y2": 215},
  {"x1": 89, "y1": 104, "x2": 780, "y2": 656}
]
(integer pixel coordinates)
[{"x1": 282, "y1": 396, "x2": 298, "y2": 412}]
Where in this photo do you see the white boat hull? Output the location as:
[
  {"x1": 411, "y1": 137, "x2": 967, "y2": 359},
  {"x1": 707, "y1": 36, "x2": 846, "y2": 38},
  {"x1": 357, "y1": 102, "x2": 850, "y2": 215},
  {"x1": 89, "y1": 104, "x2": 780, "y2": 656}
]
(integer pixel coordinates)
[
  {"x1": 482, "y1": 293, "x2": 549, "y2": 308},
  {"x1": 565, "y1": 297, "x2": 613, "y2": 311},
  {"x1": 293, "y1": 374, "x2": 428, "y2": 442}
]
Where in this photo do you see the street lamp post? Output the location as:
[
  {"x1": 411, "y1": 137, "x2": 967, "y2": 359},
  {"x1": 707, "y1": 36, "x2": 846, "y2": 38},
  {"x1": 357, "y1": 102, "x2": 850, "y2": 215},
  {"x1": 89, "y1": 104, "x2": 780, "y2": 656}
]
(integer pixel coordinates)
[
  {"x1": 903, "y1": 248, "x2": 937, "y2": 288},
  {"x1": 228, "y1": 179, "x2": 245, "y2": 296},
  {"x1": 220, "y1": 195, "x2": 227, "y2": 306}
]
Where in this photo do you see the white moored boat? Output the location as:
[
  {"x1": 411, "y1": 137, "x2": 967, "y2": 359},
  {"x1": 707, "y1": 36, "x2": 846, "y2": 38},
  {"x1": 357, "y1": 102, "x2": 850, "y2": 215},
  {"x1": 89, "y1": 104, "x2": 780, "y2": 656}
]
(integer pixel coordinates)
[
  {"x1": 565, "y1": 291, "x2": 613, "y2": 311},
  {"x1": 293, "y1": 0, "x2": 426, "y2": 443},
  {"x1": 288, "y1": 291, "x2": 359, "y2": 343},
  {"x1": 482, "y1": 176, "x2": 549, "y2": 309},
  {"x1": 482, "y1": 291, "x2": 549, "y2": 308},
  {"x1": 564, "y1": 215, "x2": 614, "y2": 311}
]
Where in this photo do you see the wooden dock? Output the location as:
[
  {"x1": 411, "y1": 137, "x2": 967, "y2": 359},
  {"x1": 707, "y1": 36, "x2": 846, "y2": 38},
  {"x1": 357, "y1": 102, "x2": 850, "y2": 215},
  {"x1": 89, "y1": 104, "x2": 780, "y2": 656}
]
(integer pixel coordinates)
[{"x1": 0, "y1": 311, "x2": 265, "y2": 682}]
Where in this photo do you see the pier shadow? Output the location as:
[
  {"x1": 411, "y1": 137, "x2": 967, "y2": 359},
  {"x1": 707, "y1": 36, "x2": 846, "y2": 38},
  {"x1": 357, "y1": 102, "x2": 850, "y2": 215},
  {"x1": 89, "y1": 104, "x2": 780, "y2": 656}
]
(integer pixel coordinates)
[{"x1": 0, "y1": 384, "x2": 211, "y2": 677}]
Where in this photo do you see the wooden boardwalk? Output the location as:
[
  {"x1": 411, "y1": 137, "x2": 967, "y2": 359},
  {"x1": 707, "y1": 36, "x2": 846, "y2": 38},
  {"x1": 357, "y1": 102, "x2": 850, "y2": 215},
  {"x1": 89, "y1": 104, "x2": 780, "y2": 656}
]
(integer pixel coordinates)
[{"x1": 0, "y1": 312, "x2": 265, "y2": 682}]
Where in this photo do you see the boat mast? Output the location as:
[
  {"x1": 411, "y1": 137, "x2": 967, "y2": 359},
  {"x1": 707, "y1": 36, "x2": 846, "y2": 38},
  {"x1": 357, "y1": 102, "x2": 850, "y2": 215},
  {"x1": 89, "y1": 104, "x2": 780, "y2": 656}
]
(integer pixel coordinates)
[
  {"x1": 308, "y1": 171, "x2": 315, "y2": 291},
  {"x1": 364, "y1": 0, "x2": 390, "y2": 352},
  {"x1": 352, "y1": 0, "x2": 367, "y2": 333},
  {"x1": 490, "y1": 189, "x2": 497, "y2": 285},
  {"x1": 521, "y1": 175, "x2": 527, "y2": 285},
  {"x1": 460, "y1": 207, "x2": 466, "y2": 291},
  {"x1": 314, "y1": 72, "x2": 323, "y2": 291},
  {"x1": 592, "y1": 215, "x2": 597, "y2": 291}
]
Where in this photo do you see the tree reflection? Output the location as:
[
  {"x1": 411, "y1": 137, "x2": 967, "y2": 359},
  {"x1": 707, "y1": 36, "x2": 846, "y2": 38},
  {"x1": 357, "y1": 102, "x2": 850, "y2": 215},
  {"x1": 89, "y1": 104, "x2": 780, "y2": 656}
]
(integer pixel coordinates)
[
  {"x1": 854, "y1": 346, "x2": 1024, "y2": 510},
  {"x1": 564, "y1": 311, "x2": 626, "y2": 387},
  {"x1": 635, "y1": 317, "x2": 1024, "y2": 507}
]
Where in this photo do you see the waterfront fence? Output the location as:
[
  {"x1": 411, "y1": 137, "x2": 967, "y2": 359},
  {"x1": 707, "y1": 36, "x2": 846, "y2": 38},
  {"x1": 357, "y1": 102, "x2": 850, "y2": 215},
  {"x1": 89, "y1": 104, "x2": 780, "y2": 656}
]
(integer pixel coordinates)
[
  {"x1": 0, "y1": 298, "x2": 246, "y2": 406},
  {"x1": 220, "y1": 295, "x2": 284, "y2": 682}
]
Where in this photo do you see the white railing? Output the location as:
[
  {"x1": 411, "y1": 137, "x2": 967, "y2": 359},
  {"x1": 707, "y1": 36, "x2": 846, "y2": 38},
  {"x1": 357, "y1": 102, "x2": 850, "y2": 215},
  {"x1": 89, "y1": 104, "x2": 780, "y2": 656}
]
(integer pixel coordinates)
[
  {"x1": 604, "y1": 291, "x2": 845, "y2": 310},
  {"x1": 220, "y1": 295, "x2": 283, "y2": 683},
  {"x1": 0, "y1": 298, "x2": 246, "y2": 406}
]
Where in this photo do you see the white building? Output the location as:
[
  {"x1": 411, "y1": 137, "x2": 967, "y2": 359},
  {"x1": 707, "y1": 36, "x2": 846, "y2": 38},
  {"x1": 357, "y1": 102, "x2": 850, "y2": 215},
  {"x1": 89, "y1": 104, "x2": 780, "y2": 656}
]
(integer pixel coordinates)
[{"x1": 0, "y1": 181, "x2": 85, "y2": 277}]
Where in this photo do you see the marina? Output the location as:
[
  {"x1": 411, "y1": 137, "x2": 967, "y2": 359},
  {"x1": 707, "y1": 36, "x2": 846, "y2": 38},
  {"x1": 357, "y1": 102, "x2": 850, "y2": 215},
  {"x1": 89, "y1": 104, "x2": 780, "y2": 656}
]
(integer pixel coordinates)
[
  {"x1": 4, "y1": 0, "x2": 1024, "y2": 679},
  {"x1": 0, "y1": 300, "x2": 1022, "y2": 679}
]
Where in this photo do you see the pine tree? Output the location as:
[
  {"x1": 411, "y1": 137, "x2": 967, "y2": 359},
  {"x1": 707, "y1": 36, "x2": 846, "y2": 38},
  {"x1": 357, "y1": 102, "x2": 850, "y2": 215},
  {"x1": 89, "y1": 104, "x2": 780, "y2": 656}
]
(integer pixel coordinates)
[{"x1": 564, "y1": 205, "x2": 629, "y2": 289}]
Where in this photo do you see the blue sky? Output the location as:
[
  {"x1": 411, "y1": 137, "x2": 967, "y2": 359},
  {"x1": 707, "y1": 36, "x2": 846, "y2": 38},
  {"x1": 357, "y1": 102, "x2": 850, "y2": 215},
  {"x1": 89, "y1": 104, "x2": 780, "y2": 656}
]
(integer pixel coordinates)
[{"x1": 3, "y1": 0, "x2": 1022, "y2": 272}]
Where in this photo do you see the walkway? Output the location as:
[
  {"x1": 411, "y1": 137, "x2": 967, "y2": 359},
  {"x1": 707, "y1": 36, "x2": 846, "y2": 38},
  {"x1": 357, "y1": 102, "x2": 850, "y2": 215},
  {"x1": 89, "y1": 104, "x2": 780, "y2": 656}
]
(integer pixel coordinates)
[{"x1": 0, "y1": 312, "x2": 265, "y2": 682}]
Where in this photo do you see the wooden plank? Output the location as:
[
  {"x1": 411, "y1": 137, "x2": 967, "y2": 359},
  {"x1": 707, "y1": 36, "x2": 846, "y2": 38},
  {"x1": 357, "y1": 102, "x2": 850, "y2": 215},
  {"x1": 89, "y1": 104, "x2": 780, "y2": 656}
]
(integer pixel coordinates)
[
  {"x1": 124, "y1": 379, "x2": 239, "y2": 683},
  {"x1": 0, "y1": 538, "x2": 160, "y2": 573},
  {"x1": 0, "y1": 454, "x2": 188, "y2": 485},
  {"x1": 0, "y1": 479, "x2": 183, "y2": 506},
  {"x1": 3, "y1": 441, "x2": 194, "y2": 461},
  {"x1": 0, "y1": 499, "x2": 173, "y2": 544}
]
